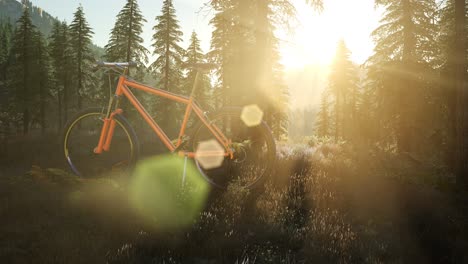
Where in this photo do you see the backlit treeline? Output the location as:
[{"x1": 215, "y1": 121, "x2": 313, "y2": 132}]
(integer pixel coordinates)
[
  {"x1": 315, "y1": 0, "x2": 467, "y2": 182},
  {"x1": 0, "y1": 0, "x2": 293, "y2": 139},
  {"x1": 208, "y1": 0, "x2": 294, "y2": 139}
]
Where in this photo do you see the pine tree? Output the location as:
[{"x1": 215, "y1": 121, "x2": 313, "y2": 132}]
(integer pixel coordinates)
[
  {"x1": 69, "y1": 5, "x2": 95, "y2": 111},
  {"x1": 105, "y1": 0, "x2": 148, "y2": 78},
  {"x1": 0, "y1": 24, "x2": 6, "y2": 75},
  {"x1": 151, "y1": 0, "x2": 184, "y2": 133},
  {"x1": 62, "y1": 22, "x2": 74, "y2": 122},
  {"x1": 356, "y1": 75, "x2": 378, "y2": 144},
  {"x1": 151, "y1": 0, "x2": 184, "y2": 92},
  {"x1": 49, "y1": 21, "x2": 72, "y2": 128},
  {"x1": 184, "y1": 31, "x2": 212, "y2": 109},
  {"x1": 253, "y1": 0, "x2": 293, "y2": 139},
  {"x1": 0, "y1": 20, "x2": 13, "y2": 82},
  {"x1": 32, "y1": 30, "x2": 50, "y2": 134},
  {"x1": 208, "y1": 0, "x2": 259, "y2": 110},
  {"x1": 438, "y1": 0, "x2": 468, "y2": 176},
  {"x1": 328, "y1": 40, "x2": 358, "y2": 141},
  {"x1": 369, "y1": 0, "x2": 438, "y2": 152},
  {"x1": 316, "y1": 90, "x2": 330, "y2": 137},
  {"x1": 453, "y1": 0, "x2": 467, "y2": 186},
  {"x1": 9, "y1": 7, "x2": 36, "y2": 134},
  {"x1": 208, "y1": 0, "x2": 294, "y2": 139},
  {"x1": 0, "y1": 20, "x2": 14, "y2": 136},
  {"x1": 208, "y1": 0, "x2": 235, "y2": 108}
]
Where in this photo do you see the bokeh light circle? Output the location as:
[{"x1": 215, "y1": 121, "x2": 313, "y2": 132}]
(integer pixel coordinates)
[
  {"x1": 241, "y1": 104, "x2": 264, "y2": 127},
  {"x1": 129, "y1": 155, "x2": 210, "y2": 230}
]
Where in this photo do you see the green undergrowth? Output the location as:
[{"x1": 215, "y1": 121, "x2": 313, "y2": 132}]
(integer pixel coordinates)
[{"x1": 0, "y1": 141, "x2": 466, "y2": 263}]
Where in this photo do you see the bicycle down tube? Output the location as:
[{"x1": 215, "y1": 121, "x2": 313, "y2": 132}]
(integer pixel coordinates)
[{"x1": 93, "y1": 75, "x2": 232, "y2": 157}]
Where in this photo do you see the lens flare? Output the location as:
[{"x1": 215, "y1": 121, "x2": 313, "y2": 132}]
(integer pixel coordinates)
[
  {"x1": 129, "y1": 155, "x2": 210, "y2": 230},
  {"x1": 241, "y1": 104, "x2": 264, "y2": 127},
  {"x1": 195, "y1": 139, "x2": 225, "y2": 169}
]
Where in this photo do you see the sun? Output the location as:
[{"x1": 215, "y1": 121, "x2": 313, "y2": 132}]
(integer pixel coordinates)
[
  {"x1": 280, "y1": 29, "x2": 337, "y2": 69},
  {"x1": 279, "y1": 4, "x2": 339, "y2": 69},
  {"x1": 279, "y1": 1, "x2": 378, "y2": 70}
]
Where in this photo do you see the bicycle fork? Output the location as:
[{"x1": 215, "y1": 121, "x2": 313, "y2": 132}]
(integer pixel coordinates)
[
  {"x1": 94, "y1": 108, "x2": 123, "y2": 154},
  {"x1": 94, "y1": 76, "x2": 127, "y2": 154}
]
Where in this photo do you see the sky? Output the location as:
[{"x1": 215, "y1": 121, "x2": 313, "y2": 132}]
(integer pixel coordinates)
[
  {"x1": 32, "y1": 0, "x2": 381, "y2": 65},
  {"x1": 280, "y1": 0, "x2": 382, "y2": 68},
  {"x1": 32, "y1": 0, "x2": 213, "y2": 55},
  {"x1": 31, "y1": 0, "x2": 382, "y2": 109}
]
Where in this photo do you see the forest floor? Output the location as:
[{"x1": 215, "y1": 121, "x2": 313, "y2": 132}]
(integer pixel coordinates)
[{"x1": 1, "y1": 134, "x2": 468, "y2": 263}]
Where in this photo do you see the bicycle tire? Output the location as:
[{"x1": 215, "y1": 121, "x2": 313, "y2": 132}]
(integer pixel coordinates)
[
  {"x1": 63, "y1": 107, "x2": 139, "y2": 178},
  {"x1": 190, "y1": 107, "x2": 276, "y2": 189}
]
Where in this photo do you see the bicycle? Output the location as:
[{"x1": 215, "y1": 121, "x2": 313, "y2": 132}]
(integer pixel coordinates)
[{"x1": 62, "y1": 62, "x2": 276, "y2": 189}]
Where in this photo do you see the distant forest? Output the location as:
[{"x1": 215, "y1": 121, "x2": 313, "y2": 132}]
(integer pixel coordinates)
[{"x1": 0, "y1": 0, "x2": 467, "y2": 182}]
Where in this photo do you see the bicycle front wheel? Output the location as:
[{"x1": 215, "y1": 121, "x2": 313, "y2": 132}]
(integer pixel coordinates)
[
  {"x1": 191, "y1": 107, "x2": 276, "y2": 189},
  {"x1": 63, "y1": 107, "x2": 139, "y2": 178}
]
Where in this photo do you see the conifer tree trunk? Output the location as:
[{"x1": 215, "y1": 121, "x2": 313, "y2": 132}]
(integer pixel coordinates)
[
  {"x1": 64, "y1": 80, "x2": 68, "y2": 122},
  {"x1": 454, "y1": 0, "x2": 467, "y2": 187},
  {"x1": 77, "y1": 32, "x2": 82, "y2": 111},
  {"x1": 22, "y1": 33, "x2": 30, "y2": 135},
  {"x1": 398, "y1": 0, "x2": 414, "y2": 153},
  {"x1": 40, "y1": 85, "x2": 45, "y2": 134},
  {"x1": 57, "y1": 89, "x2": 62, "y2": 129}
]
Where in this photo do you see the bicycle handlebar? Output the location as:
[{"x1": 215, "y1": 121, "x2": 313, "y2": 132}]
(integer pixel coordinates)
[
  {"x1": 95, "y1": 61, "x2": 138, "y2": 68},
  {"x1": 94, "y1": 61, "x2": 217, "y2": 72},
  {"x1": 183, "y1": 62, "x2": 218, "y2": 71}
]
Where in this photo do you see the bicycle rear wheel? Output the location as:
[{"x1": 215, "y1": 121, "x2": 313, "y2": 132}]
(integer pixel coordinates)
[
  {"x1": 191, "y1": 107, "x2": 276, "y2": 189},
  {"x1": 63, "y1": 107, "x2": 139, "y2": 177}
]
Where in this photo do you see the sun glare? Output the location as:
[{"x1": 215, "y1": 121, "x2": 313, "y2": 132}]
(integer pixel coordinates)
[{"x1": 279, "y1": 1, "x2": 379, "y2": 70}]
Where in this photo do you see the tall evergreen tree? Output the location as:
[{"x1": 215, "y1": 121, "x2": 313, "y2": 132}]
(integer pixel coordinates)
[
  {"x1": 328, "y1": 40, "x2": 358, "y2": 141},
  {"x1": 105, "y1": 0, "x2": 148, "y2": 78},
  {"x1": 208, "y1": 0, "x2": 294, "y2": 139},
  {"x1": 437, "y1": 0, "x2": 458, "y2": 169},
  {"x1": 49, "y1": 21, "x2": 72, "y2": 128},
  {"x1": 151, "y1": 0, "x2": 184, "y2": 133},
  {"x1": 253, "y1": 0, "x2": 293, "y2": 139},
  {"x1": 184, "y1": 31, "x2": 212, "y2": 109},
  {"x1": 453, "y1": 0, "x2": 467, "y2": 186},
  {"x1": 356, "y1": 76, "x2": 379, "y2": 145},
  {"x1": 0, "y1": 20, "x2": 13, "y2": 82},
  {"x1": 9, "y1": 7, "x2": 36, "y2": 134},
  {"x1": 32, "y1": 30, "x2": 51, "y2": 134},
  {"x1": 0, "y1": 20, "x2": 14, "y2": 136},
  {"x1": 316, "y1": 90, "x2": 331, "y2": 137},
  {"x1": 368, "y1": 0, "x2": 438, "y2": 152},
  {"x1": 151, "y1": 0, "x2": 184, "y2": 92},
  {"x1": 208, "y1": 0, "x2": 235, "y2": 108},
  {"x1": 438, "y1": 0, "x2": 468, "y2": 181},
  {"x1": 69, "y1": 5, "x2": 95, "y2": 111}
]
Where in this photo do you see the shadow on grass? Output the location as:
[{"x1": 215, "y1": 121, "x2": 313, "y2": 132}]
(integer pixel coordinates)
[{"x1": 0, "y1": 141, "x2": 467, "y2": 263}]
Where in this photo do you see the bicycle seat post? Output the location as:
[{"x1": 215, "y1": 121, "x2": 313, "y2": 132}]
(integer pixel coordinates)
[{"x1": 189, "y1": 70, "x2": 201, "y2": 99}]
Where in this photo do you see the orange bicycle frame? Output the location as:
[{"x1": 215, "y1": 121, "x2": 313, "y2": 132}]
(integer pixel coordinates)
[{"x1": 93, "y1": 74, "x2": 232, "y2": 158}]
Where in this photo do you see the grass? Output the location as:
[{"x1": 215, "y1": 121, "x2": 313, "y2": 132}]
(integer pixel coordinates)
[{"x1": 0, "y1": 137, "x2": 468, "y2": 263}]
